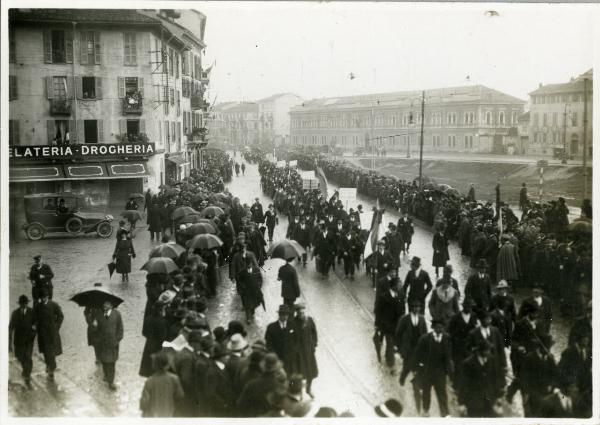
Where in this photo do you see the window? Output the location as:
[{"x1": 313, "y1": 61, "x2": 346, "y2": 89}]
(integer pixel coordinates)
[
  {"x1": 571, "y1": 112, "x2": 578, "y2": 127},
  {"x1": 82, "y1": 76, "x2": 96, "y2": 99},
  {"x1": 552, "y1": 112, "x2": 558, "y2": 126},
  {"x1": 123, "y1": 32, "x2": 137, "y2": 65},
  {"x1": 175, "y1": 53, "x2": 179, "y2": 79},
  {"x1": 499, "y1": 111, "x2": 505, "y2": 125},
  {"x1": 9, "y1": 120, "x2": 19, "y2": 144},
  {"x1": 9, "y1": 76, "x2": 17, "y2": 100},
  {"x1": 9, "y1": 29, "x2": 15, "y2": 63},
  {"x1": 170, "y1": 88, "x2": 175, "y2": 106},
  {"x1": 48, "y1": 120, "x2": 71, "y2": 145},
  {"x1": 533, "y1": 113, "x2": 539, "y2": 126},
  {"x1": 80, "y1": 31, "x2": 101, "y2": 65},
  {"x1": 542, "y1": 113, "x2": 547, "y2": 126},
  {"x1": 127, "y1": 120, "x2": 140, "y2": 138},
  {"x1": 84, "y1": 120, "x2": 98, "y2": 143},
  {"x1": 51, "y1": 30, "x2": 66, "y2": 63},
  {"x1": 125, "y1": 77, "x2": 139, "y2": 95},
  {"x1": 53, "y1": 76, "x2": 68, "y2": 99},
  {"x1": 485, "y1": 111, "x2": 492, "y2": 125},
  {"x1": 168, "y1": 48, "x2": 174, "y2": 76},
  {"x1": 512, "y1": 111, "x2": 518, "y2": 125}
]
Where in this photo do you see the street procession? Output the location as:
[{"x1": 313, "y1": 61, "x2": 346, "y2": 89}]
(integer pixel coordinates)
[{"x1": 3, "y1": 4, "x2": 595, "y2": 421}]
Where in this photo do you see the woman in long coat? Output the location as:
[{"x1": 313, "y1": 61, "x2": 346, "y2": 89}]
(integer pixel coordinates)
[
  {"x1": 113, "y1": 232, "x2": 136, "y2": 282},
  {"x1": 237, "y1": 262, "x2": 264, "y2": 323},
  {"x1": 139, "y1": 303, "x2": 169, "y2": 377},
  {"x1": 292, "y1": 305, "x2": 318, "y2": 397},
  {"x1": 432, "y1": 228, "x2": 450, "y2": 278},
  {"x1": 497, "y1": 236, "x2": 520, "y2": 285}
]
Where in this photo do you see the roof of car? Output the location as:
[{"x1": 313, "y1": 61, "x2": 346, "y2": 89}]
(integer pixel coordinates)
[{"x1": 24, "y1": 193, "x2": 81, "y2": 199}]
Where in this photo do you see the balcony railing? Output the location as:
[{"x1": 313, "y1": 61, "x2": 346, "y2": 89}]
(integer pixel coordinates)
[
  {"x1": 122, "y1": 92, "x2": 143, "y2": 115},
  {"x1": 191, "y1": 94, "x2": 209, "y2": 111},
  {"x1": 50, "y1": 99, "x2": 72, "y2": 115}
]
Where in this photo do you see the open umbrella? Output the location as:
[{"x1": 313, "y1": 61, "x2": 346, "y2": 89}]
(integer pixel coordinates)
[
  {"x1": 121, "y1": 210, "x2": 143, "y2": 222},
  {"x1": 445, "y1": 188, "x2": 461, "y2": 198},
  {"x1": 149, "y1": 243, "x2": 186, "y2": 259},
  {"x1": 159, "y1": 184, "x2": 168, "y2": 189},
  {"x1": 200, "y1": 206, "x2": 225, "y2": 218},
  {"x1": 568, "y1": 220, "x2": 592, "y2": 234},
  {"x1": 129, "y1": 193, "x2": 145, "y2": 199},
  {"x1": 186, "y1": 234, "x2": 223, "y2": 250},
  {"x1": 70, "y1": 286, "x2": 124, "y2": 309},
  {"x1": 172, "y1": 206, "x2": 199, "y2": 221},
  {"x1": 185, "y1": 222, "x2": 217, "y2": 236},
  {"x1": 164, "y1": 188, "x2": 180, "y2": 196},
  {"x1": 178, "y1": 213, "x2": 203, "y2": 224},
  {"x1": 422, "y1": 182, "x2": 438, "y2": 191},
  {"x1": 268, "y1": 239, "x2": 306, "y2": 260},
  {"x1": 437, "y1": 184, "x2": 452, "y2": 192},
  {"x1": 141, "y1": 257, "x2": 179, "y2": 274}
]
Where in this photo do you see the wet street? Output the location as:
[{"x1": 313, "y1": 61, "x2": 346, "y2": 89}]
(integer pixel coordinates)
[{"x1": 8, "y1": 159, "x2": 573, "y2": 417}]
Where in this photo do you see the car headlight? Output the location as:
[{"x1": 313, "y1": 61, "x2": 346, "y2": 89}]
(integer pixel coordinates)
[{"x1": 106, "y1": 214, "x2": 114, "y2": 220}]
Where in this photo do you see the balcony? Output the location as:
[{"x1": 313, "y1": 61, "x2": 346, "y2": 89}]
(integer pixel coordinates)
[
  {"x1": 50, "y1": 99, "x2": 72, "y2": 115},
  {"x1": 200, "y1": 71, "x2": 210, "y2": 84},
  {"x1": 122, "y1": 92, "x2": 143, "y2": 115},
  {"x1": 191, "y1": 94, "x2": 209, "y2": 111}
]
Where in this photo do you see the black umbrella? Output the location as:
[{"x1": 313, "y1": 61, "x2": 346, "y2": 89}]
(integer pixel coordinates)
[
  {"x1": 172, "y1": 206, "x2": 199, "y2": 221},
  {"x1": 186, "y1": 234, "x2": 223, "y2": 250},
  {"x1": 70, "y1": 287, "x2": 124, "y2": 309},
  {"x1": 149, "y1": 243, "x2": 186, "y2": 259},
  {"x1": 267, "y1": 239, "x2": 306, "y2": 260},
  {"x1": 141, "y1": 257, "x2": 179, "y2": 274}
]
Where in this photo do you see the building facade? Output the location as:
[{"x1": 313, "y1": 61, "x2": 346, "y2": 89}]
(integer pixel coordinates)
[
  {"x1": 208, "y1": 102, "x2": 260, "y2": 147},
  {"x1": 256, "y1": 93, "x2": 303, "y2": 145},
  {"x1": 289, "y1": 85, "x2": 525, "y2": 155},
  {"x1": 8, "y1": 8, "x2": 210, "y2": 219},
  {"x1": 527, "y1": 69, "x2": 593, "y2": 158}
]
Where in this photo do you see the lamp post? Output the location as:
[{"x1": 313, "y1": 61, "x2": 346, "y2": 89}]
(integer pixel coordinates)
[
  {"x1": 407, "y1": 97, "x2": 421, "y2": 158},
  {"x1": 562, "y1": 102, "x2": 570, "y2": 164},
  {"x1": 418, "y1": 90, "x2": 426, "y2": 189}
]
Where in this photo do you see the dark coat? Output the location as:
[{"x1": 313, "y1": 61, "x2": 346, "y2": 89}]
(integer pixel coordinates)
[
  {"x1": 238, "y1": 269, "x2": 264, "y2": 312},
  {"x1": 172, "y1": 348, "x2": 197, "y2": 416},
  {"x1": 9, "y1": 307, "x2": 36, "y2": 360},
  {"x1": 139, "y1": 313, "x2": 169, "y2": 377},
  {"x1": 265, "y1": 320, "x2": 296, "y2": 373},
  {"x1": 250, "y1": 202, "x2": 265, "y2": 224},
  {"x1": 264, "y1": 210, "x2": 278, "y2": 228},
  {"x1": 29, "y1": 263, "x2": 54, "y2": 286},
  {"x1": 497, "y1": 242, "x2": 520, "y2": 282},
  {"x1": 521, "y1": 350, "x2": 558, "y2": 404},
  {"x1": 204, "y1": 361, "x2": 235, "y2": 417},
  {"x1": 84, "y1": 306, "x2": 102, "y2": 347},
  {"x1": 148, "y1": 205, "x2": 163, "y2": 232},
  {"x1": 557, "y1": 345, "x2": 591, "y2": 393},
  {"x1": 458, "y1": 354, "x2": 503, "y2": 415},
  {"x1": 432, "y1": 232, "x2": 450, "y2": 267},
  {"x1": 519, "y1": 296, "x2": 553, "y2": 336},
  {"x1": 464, "y1": 273, "x2": 493, "y2": 311},
  {"x1": 447, "y1": 312, "x2": 478, "y2": 364},
  {"x1": 293, "y1": 316, "x2": 319, "y2": 380},
  {"x1": 371, "y1": 250, "x2": 395, "y2": 275},
  {"x1": 466, "y1": 326, "x2": 507, "y2": 370},
  {"x1": 34, "y1": 300, "x2": 63, "y2": 356},
  {"x1": 313, "y1": 231, "x2": 336, "y2": 261},
  {"x1": 277, "y1": 263, "x2": 300, "y2": 301},
  {"x1": 403, "y1": 269, "x2": 433, "y2": 306},
  {"x1": 292, "y1": 225, "x2": 311, "y2": 249},
  {"x1": 113, "y1": 239, "x2": 135, "y2": 274},
  {"x1": 374, "y1": 289, "x2": 405, "y2": 334},
  {"x1": 237, "y1": 373, "x2": 286, "y2": 417},
  {"x1": 395, "y1": 313, "x2": 427, "y2": 360},
  {"x1": 92, "y1": 309, "x2": 124, "y2": 363},
  {"x1": 397, "y1": 217, "x2": 414, "y2": 243},
  {"x1": 413, "y1": 332, "x2": 453, "y2": 382}
]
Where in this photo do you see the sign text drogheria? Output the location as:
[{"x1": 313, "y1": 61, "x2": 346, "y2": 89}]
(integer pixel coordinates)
[{"x1": 9, "y1": 143, "x2": 156, "y2": 159}]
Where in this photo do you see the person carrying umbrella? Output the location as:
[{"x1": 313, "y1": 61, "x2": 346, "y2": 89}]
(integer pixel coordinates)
[
  {"x1": 89, "y1": 299, "x2": 124, "y2": 390},
  {"x1": 238, "y1": 258, "x2": 265, "y2": 323},
  {"x1": 113, "y1": 230, "x2": 136, "y2": 282},
  {"x1": 278, "y1": 257, "x2": 301, "y2": 307}
]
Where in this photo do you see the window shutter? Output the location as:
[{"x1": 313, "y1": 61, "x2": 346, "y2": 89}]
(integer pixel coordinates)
[
  {"x1": 9, "y1": 76, "x2": 17, "y2": 100},
  {"x1": 80, "y1": 32, "x2": 88, "y2": 65},
  {"x1": 46, "y1": 76, "x2": 54, "y2": 99},
  {"x1": 66, "y1": 76, "x2": 74, "y2": 99},
  {"x1": 13, "y1": 120, "x2": 20, "y2": 144},
  {"x1": 65, "y1": 30, "x2": 73, "y2": 63},
  {"x1": 183, "y1": 111, "x2": 187, "y2": 133},
  {"x1": 140, "y1": 119, "x2": 146, "y2": 134},
  {"x1": 77, "y1": 120, "x2": 84, "y2": 143},
  {"x1": 119, "y1": 119, "x2": 127, "y2": 136},
  {"x1": 138, "y1": 77, "x2": 144, "y2": 97},
  {"x1": 75, "y1": 76, "x2": 83, "y2": 99},
  {"x1": 94, "y1": 32, "x2": 101, "y2": 64},
  {"x1": 47, "y1": 121, "x2": 55, "y2": 144},
  {"x1": 68, "y1": 120, "x2": 77, "y2": 142},
  {"x1": 178, "y1": 122, "x2": 181, "y2": 143},
  {"x1": 118, "y1": 77, "x2": 125, "y2": 98},
  {"x1": 95, "y1": 77, "x2": 103, "y2": 99},
  {"x1": 97, "y1": 119, "x2": 104, "y2": 142},
  {"x1": 43, "y1": 29, "x2": 52, "y2": 63}
]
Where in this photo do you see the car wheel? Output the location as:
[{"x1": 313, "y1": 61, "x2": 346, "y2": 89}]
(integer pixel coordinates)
[
  {"x1": 26, "y1": 223, "x2": 45, "y2": 241},
  {"x1": 65, "y1": 217, "x2": 83, "y2": 234},
  {"x1": 96, "y1": 222, "x2": 113, "y2": 238}
]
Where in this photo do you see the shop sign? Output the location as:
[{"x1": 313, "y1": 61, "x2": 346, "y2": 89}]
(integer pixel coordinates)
[{"x1": 9, "y1": 143, "x2": 156, "y2": 159}]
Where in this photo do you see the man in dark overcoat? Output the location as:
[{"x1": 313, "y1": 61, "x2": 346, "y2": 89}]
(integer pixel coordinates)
[
  {"x1": 466, "y1": 311, "x2": 507, "y2": 383},
  {"x1": 91, "y1": 300, "x2": 124, "y2": 390},
  {"x1": 312, "y1": 226, "x2": 335, "y2": 277},
  {"x1": 9, "y1": 295, "x2": 36, "y2": 388},
  {"x1": 432, "y1": 227, "x2": 450, "y2": 278},
  {"x1": 292, "y1": 304, "x2": 318, "y2": 397},
  {"x1": 265, "y1": 305, "x2": 296, "y2": 374},
  {"x1": 464, "y1": 259, "x2": 493, "y2": 315},
  {"x1": 33, "y1": 289, "x2": 63, "y2": 380},
  {"x1": 250, "y1": 198, "x2": 265, "y2": 224},
  {"x1": 396, "y1": 300, "x2": 427, "y2": 387},
  {"x1": 277, "y1": 259, "x2": 300, "y2": 306},
  {"x1": 374, "y1": 278, "x2": 405, "y2": 370},
  {"x1": 397, "y1": 210, "x2": 414, "y2": 254},
  {"x1": 447, "y1": 298, "x2": 478, "y2": 382},
  {"x1": 413, "y1": 319, "x2": 453, "y2": 417},
  {"x1": 518, "y1": 285, "x2": 553, "y2": 336},
  {"x1": 29, "y1": 254, "x2": 54, "y2": 302},
  {"x1": 402, "y1": 256, "x2": 433, "y2": 309}
]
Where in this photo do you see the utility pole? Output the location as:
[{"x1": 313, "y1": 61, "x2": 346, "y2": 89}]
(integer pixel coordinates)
[
  {"x1": 418, "y1": 90, "x2": 425, "y2": 189},
  {"x1": 370, "y1": 103, "x2": 376, "y2": 170},
  {"x1": 582, "y1": 77, "x2": 588, "y2": 199},
  {"x1": 562, "y1": 103, "x2": 568, "y2": 164}
]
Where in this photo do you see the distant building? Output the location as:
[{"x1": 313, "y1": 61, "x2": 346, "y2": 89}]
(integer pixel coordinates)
[
  {"x1": 289, "y1": 85, "x2": 525, "y2": 155},
  {"x1": 208, "y1": 102, "x2": 259, "y2": 147},
  {"x1": 517, "y1": 111, "x2": 530, "y2": 155},
  {"x1": 8, "y1": 8, "x2": 211, "y2": 208},
  {"x1": 255, "y1": 93, "x2": 303, "y2": 145},
  {"x1": 527, "y1": 69, "x2": 593, "y2": 158}
]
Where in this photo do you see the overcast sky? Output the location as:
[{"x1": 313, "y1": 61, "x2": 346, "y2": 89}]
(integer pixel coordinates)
[{"x1": 197, "y1": 2, "x2": 596, "y2": 105}]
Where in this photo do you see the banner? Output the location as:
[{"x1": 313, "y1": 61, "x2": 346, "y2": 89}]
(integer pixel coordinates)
[
  {"x1": 302, "y1": 178, "x2": 320, "y2": 190},
  {"x1": 338, "y1": 188, "x2": 357, "y2": 205},
  {"x1": 289, "y1": 160, "x2": 298, "y2": 168},
  {"x1": 276, "y1": 160, "x2": 286, "y2": 168},
  {"x1": 300, "y1": 171, "x2": 316, "y2": 179}
]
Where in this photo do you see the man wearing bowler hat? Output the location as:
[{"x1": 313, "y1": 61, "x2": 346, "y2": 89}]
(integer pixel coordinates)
[
  {"x1": 464, "y1": 259, "x2": 493, "y2": 315},
  {"x1": 33, "y1": 288, "x2": 63, "y2": 381},
  {"x1": 265, "y1": 305, "x2": 296, "y2": 374},
  {"x1": 29, "y1": 255, "x2": 54, "y2": 302},
  {"x1": 90, "y1": 299, "x2": 123, "y2": 390},
  {"x1": 448, "y1": 298, "x2": 479, "y2": 383},
  {"x1": 396, "y1": 300, "x2": 427, "y2": 388},
  {"x1": 402, "y1": 256, "x2": 433, "y2": 310},
  {"x1": 9, "y1": 295, "x2": 36, "y2": 389}
]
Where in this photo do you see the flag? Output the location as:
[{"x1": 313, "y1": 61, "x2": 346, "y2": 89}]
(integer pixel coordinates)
[
  {"x1": 364, "y1": 199, "x2": 384, "y2": 258},
  {"x1": 316, "y1": 167, "x2": 328, "y2": 198}
]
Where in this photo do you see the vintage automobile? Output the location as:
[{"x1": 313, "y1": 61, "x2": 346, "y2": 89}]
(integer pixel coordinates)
[{"x1": 22, "y1": 193, "x2": 114, "y2": 240}]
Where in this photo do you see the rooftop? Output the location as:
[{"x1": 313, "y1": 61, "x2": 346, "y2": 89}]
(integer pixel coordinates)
[
  {"x1": 9, "y1": 9, "x2": 157, "y2": 24},
  {"x1": 255, "y1": 93, "x2": 303, "y2": 103},
  {"x1": 529, "y1": 69, "x2": 593, "y2": 96},
  {"x1": 212, "y1": 102, "x2": 258, "y2": 114}
]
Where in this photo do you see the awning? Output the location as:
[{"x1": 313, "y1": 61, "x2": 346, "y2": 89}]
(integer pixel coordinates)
[
  {"x1": 166, "y1": 155, "x2": 189, "y2": 166},
  {"x1": 64, "y1": 163, "x2": 106, "y2": 179},
  {"x1": 106, "y1": 162, "x2": 151, "y2": 178},
  {"x1": 10, "y1": 165, "x2": 65, "y2": 182}
]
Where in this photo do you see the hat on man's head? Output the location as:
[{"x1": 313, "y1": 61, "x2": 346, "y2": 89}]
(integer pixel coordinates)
[
  {"x1": 462, "y1": 297, "x2": 476, "y2": 308},
  {"x1": 226, "y1": 320, "x2": 247, "y2": 338},
  {"x1": 226, "y1": 333, "x2": 250, "y2": 353},
  {"x1": 212, "y1": 344, "x2": 229, "y2": 360},
  {"x1": 410, "y1": 256, "x2": 421, "y2": 266},
  {"x1": 294, "y1": 303, "x2": 306, "y2": 311},
  {"x1": 251, "y1": 339, "x2": 267, "y2": 353},
  {"x1": 374, "y1": 399, "x2": 403, "y2": 417},
  {"x1": 496, "y1": 280, "x2": 509, "y2": 289},
  {"x1": 33, "y1": 255, "x2": 42, "y2": 261},
  {"x1": 408, "y1": 299, "x2": 423, "y2": 308},
  {"x1": 474, "y1": 339, "x2": 492, "y2": 353},
  {"x1": 261, "y1": 353, "x2": 283, "y2": 373},
  {"x1": 431, "y1": 318, "x2": 445, "y2": 327},
  {"x1": 18, "y1": 295, "x2": 29, "y2": 305},
  {"x1": 475, "y1": 259, "x2": 488, "y2": 269},
  {"x1": 277, "y1": 304, "x2": 291, "y2": 315}
]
